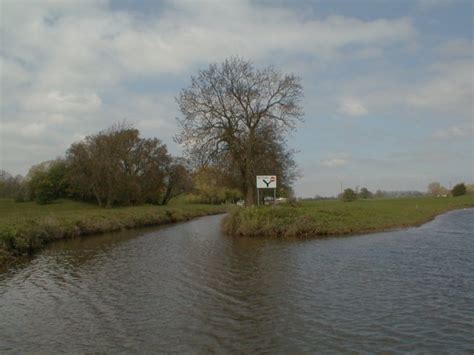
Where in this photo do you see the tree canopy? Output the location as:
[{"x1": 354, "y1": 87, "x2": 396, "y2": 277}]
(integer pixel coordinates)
[
  {"x1": 176, "y1": 57, "x2": 303, "y2": 205},
  {"x1": 358, "y1": 187, "x2": 373, "y2": 199},
  {"x1": 451, "y1": 183, "x2": 466, "y2": 197},
  {"x1": 341, "y1": 188, "x2": 357, "y2": 202},
  {"x1": 427, "y1": 182, "x2": 449, "y2": 196},
  {"x1": 66, "y1": 124, "x2": 190, "y2": 207}
]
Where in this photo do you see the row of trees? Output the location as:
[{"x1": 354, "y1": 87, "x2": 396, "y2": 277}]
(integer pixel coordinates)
[
  {"x1": 4, "y1": 125, "x2": 193, "y2": 206},
  {"x1": 339, "y1": 182, "x2": 470, "y2": 202},
  {"x1": 340, "y1": 187, "x2": 374, "y2": 202},
  {"x1": 427, "y1": 181, "x2": 470, "y2": 197},
  {"x1": 2, "y1": 57, "x2": 301, "y2": 207},
  {"x1": 9, "y1": 57, "x2": 469, "y2": 207},
  {"x1": 412, "y1": 182, "x2": 470, "y2": 198},
  {"x1": 3, "y1": 118, "x2": 297, "y2": 207},
  {"x1": 0, "y1": 171, "x2": 23, "y2": 199}
]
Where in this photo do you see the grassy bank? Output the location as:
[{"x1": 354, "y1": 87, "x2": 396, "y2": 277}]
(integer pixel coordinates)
[
  {"x1": 0, "y1": 199, "x2": 227, "y2": 266},
  {"x1": 223, "y1": 196, "x2": 474, "y2": 238}
]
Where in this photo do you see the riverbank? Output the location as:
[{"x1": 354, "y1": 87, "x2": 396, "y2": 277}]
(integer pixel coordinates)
[
  {"x1": 223, "y1": 196, "x2": 474, "y2": 238},
  {"x1": 0, "y1": 199, "x2": 228, "y2": 266}
]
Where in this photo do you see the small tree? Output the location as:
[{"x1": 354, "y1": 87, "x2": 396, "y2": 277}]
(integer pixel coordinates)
[
  {"x1": 160, "y1": 158, "x2": 193, "y2": 205},
  {"x1": 35, "y1": 178, "x2": 56, "y2": 204},
  {"x1": 466, "y1": 184, "x2": 474, "y2": 195},
  {"x1": 341, "y1": 188, "x2": 357, "y2": 202},
  {"x1": 427, "y1": 181, "x2": 448, "y2": 196},
  {"x1": 359, "y1": 187, "x2": 373, "y2": 199},
  {"x1": 26, "y1": 160, "x2": 68, "y2": 204},
  {"x1": 451, "y1": 183, "x2": 466, "y2": 197},
  {"x1": 374, "y1": 190, "x2": 385, "y2": 198}
]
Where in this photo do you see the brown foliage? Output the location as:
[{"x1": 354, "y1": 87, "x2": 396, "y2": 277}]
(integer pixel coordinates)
[{"x1": 66, "y1": 123, "x2": 190, "y2": 207}]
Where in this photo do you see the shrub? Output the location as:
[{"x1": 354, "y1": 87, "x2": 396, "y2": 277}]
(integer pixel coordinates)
[
  {"x1": 341, "y1": 188, "x2": 357, "y2": 202},
  {"x1": 35, "y1": 180, "x2": 56, "y2": 204},
  {"x1": 359, "y1": 187, "x2": 373, "y2": 199},
  {"x1": 452, "y1": 183, "x2": 466, "y2": 197}
]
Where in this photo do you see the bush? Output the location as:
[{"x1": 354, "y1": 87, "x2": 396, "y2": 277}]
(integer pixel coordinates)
[
  {"x1": 35, "y1": 180, "x2": 56, "y2": 204},
  {"x1": 359, "y1": 187, "x2": 373, "y2": 199},
  {"x1": 341, "y1": 188, "x2": 357, "y2": 202},
  {"x1": 452, "y1": 183, "x2": 466, "y2": 197},
  {"x1": 26, "y1": 159, "x2": 68, "y2": 204}
]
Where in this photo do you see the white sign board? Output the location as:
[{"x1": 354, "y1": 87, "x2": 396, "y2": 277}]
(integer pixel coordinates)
[{"x1": 256, "y1": 175, "x2": 277, "y2": 188}]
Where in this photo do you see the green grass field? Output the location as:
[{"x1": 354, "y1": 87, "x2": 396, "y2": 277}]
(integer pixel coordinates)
[
  {"x1": 0, "y1": 198, "x2": 228, "y2": 265},
  {"x1": 223, "y1": 196, "x2": 474, "y2": 238}
]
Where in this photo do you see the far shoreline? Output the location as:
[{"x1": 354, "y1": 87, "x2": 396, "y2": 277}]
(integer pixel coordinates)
[{"x1": 222, "y1": 196, "x2": 474, "y2": 239}]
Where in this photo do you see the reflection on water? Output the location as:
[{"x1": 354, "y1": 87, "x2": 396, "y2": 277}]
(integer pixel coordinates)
[{"x1": 1, "y1": 209, "x2": 473, "y2": 352}]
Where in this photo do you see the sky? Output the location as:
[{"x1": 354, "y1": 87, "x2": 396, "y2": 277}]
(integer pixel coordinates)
[{"x1": 0, "y1": 0, "x2": 472, "y2": 197}]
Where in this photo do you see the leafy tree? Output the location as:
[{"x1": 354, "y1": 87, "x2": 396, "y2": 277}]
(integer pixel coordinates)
[
  {"x1": 34, "y1": 178, "x2": 56, "y2": 204},
  {"x1": 359, "y1": 187, "x2": 373, "y2": 199},
  {"x1": 0, "y1": 170, "x2": 24, "y2": 198},
  {"x1": 160, "y1": 158, "x2": 193, "y2": 205},
  {"x1": 374, "y1": 190, "x2": 385, "y2": 198},
  {"x1": 191, "y1": 166, "x2": 243, "y2": 204},
  {"x1": 66, "y1": 124, "x2": 186, "y2": 207},
  {"x1": 25, "y1": 160, "x2": 68, "y2": 204},
  {"x1": 427, "y1": 181, "x2": 448, "y2": 196},
  {"x1": 451, "y1": 183, "x2": 466, "y2": 197},
  {"x1": 466, "y1": 184, "x2": 474, "y2": 195},
  {"x1": 341, "y1": 188, "x2": 357, "y2": 202},
  {"x1": 176, "y1": 57, "x2": 303, "y2": 205}
]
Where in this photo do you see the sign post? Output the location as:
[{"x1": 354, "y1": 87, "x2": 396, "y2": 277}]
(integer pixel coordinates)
[{"x1": 256, "y1": 175, "x2": 277, "y2": 206}]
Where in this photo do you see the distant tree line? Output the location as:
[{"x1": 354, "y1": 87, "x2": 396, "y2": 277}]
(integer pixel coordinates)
[
  {"x1": 0, "y1": 124, "x2": 198, "y2": 206},
  {"x1": 427, "y1": 181, "x2": 469, "y2": 197},
  {"x1": 0, "y1": 123, "x2": 249, "y2": 207},
  {"x1": 0, "y1": 171, "x2": 23, "y2": 199},
  {"x1": 1, "y1": 124, "x2": 192, "y2": 206},
  {"x1": 334, "y1": 182, "x2": 471, "y2": 202},
  {"x1": 2, "y1": 57, "x2": 470, "y2": 207},
  {"x1": 2, "y1": 57, "x2": 303, "y2": 207}
]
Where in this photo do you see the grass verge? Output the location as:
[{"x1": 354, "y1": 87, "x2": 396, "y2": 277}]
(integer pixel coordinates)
[
  {"x1": 223, "y1": 196, "x2": 474, "y2": 238},
  {"x1": 0, "y1": 199, "x2": 227, "y2": 266}
]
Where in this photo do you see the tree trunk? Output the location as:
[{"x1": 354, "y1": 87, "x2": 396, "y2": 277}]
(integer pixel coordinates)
[
  {"x1": 161, "y1": 185, "x2": 172, "y2": 206},
  {"x1": 92, "y1": 187, "x2": 103, "y2": 207},
  {"x1": 245, "y1": 185, "x2": 254, "y2": 206}
]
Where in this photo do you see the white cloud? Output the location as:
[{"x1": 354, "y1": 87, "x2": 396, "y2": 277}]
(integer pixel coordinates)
[
  {"x1": 436, "y1": 39, "x2": 474, "y2": 58},
  {"x1": 406, "y1": 59, "x2": 473, "y2": 118},
  {"x1": 0, "y1": 0, "x2": 418, "y2": 175},
  {"x1": 1, "y1": 1, "x2": 417, "y2": 83},
  {"x1": 25, "y1": 91, "x2": 102, "y2": 114},
  {"x1": 20, "y1": 123, "x2": 47, "y2": 138},
  {"x1": 338, "y1": 97, "x2": 368, "y2": 116},
  {"x1": 320, "y1": 53, "x2": 473, "y2": 122},
  {"x1": 320, "y1": 154, "x2": 350, "y2": 167},
  {"x1": 417, "y1": 0, "x2": 455, "y2": 8},
  {"x1": 432, "y1": 122, "x2": 473, "y2": 139}
]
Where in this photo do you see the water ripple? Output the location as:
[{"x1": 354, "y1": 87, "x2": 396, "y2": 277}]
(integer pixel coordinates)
[{"x1": 1, "y1": 209, "x2": 473, "y2": 353}]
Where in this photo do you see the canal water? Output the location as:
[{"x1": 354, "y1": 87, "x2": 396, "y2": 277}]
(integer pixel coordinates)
[{"x1": 1, "y1": 209, "x2": 473, "y2": 352}]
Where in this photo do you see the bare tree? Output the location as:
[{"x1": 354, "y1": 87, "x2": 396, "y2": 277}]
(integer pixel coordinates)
[{"x1": 176, "y1": 57, "x2": 303, "y2": 205}]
